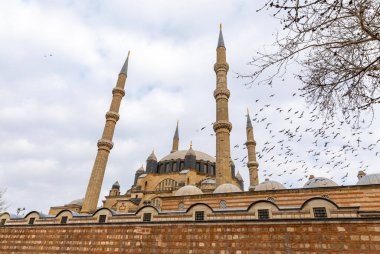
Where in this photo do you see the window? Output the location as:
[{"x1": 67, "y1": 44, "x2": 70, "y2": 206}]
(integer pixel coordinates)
[
  {"x1": 143, "y1": 213, "x2": 152, "y2": 222},
  {"x1": 195, "y1": 211, "x2": 204, "y2": 221},
  {"x1": 178, "y1": 202, "x2": 185, "y2": 211},
  {"x1": 220, "y1": 200, "x2": 227, "y2": 209},
  {"x1": 0, "y1": 219, "x2": 6, "y2": 226},
  {"x1": 28, "y1": 218, "x2": 35, "y2": 225},
  {"x1": 98, "y1": 215, "x2": 107, "y2": 223},
  {"x1": 313, "y1": 207, "x2": 327, "y2": 218},
  {"x1": 60, "y1": 216, "x2": 68, "y2": 224},
  {"x1": 258, "y1": 209, "x2": 270, "y2": 220},
  {"x1": 152, "y1": 198, "x2": 161, "y2": 209}
]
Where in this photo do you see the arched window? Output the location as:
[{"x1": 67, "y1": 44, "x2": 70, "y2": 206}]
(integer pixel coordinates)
[
  {"x1": 151, "y1": 198, "x2": 161, "y2": 209},
  {"x1": 155, "y1": 178, "x2": 179, "y2": 191}
]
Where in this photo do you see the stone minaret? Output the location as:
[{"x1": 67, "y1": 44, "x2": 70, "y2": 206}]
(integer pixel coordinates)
[
  {"x1": 81, "y1": 51, "x2": 130, "y2": 213},
  {"x1": 245, "y1": 109, "x2": 259, "y2": 190},
  {"x1": 171, "y1": 121, "x2": 179, "y2": 153},
  {"x1": 213, "y1": 25, "x2": 233, "y2": 186}
]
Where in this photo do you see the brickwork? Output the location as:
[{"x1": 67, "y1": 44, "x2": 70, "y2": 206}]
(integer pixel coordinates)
[
  {"x1": 1, "y1": 220, "x2": 380, "y2": 253},
  {"x1": 161, "y1": 184, "x2": 380, "y2": 212}
]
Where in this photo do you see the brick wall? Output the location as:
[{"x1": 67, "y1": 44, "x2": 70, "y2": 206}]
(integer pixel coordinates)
[{"x1": 1, "y1": 220, "x2": 380, "y2": 253}]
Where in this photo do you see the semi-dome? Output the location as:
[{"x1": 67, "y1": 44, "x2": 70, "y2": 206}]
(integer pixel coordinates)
[
  {"x1": 357, "y1": 173, "x2": 380, "y2": 185},
  {"x1": 213, "y1": 183, "x2": 242, "y2": 194},
  {"x1": 160, "y1": 150, "x2": 215, "y2": 162},
  {"x1": 67, "y1": 198, "x2": 84, "y2": 206},
  {"x1": 303, "y1": 176, "x2": 338, "y2": 188},
  {"x1": 254, "y1": 178, "x2": 285, "y2": 191},
  {"x1": 175, "y1": 185, "x2": 203, "y2": 196}
]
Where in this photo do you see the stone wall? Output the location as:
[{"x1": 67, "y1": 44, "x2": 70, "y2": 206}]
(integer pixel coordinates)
[{"x1": 1, "y1": 219, "x2": 380, "y2": 253}]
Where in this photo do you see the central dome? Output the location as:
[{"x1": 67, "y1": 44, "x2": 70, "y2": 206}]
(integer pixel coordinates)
[{"x1": 160, "y1": 150, "x2": 215, "y2": 162}]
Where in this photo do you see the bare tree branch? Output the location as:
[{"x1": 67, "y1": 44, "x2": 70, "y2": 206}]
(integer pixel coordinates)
[{"x1": 243, "y1": 0, "x2": 380, "y2": 126}]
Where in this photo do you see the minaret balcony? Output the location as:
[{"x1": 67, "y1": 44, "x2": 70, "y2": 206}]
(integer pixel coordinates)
[{"x1": 213, "y1": 121, "x2": 232, "y2": 132}]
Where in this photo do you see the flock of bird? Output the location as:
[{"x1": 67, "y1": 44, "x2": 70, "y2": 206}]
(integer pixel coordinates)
[{"x1": 194, "y1": 89, "x2": 379, "y2": 188}]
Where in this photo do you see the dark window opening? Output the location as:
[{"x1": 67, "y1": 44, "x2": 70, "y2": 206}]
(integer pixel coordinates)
[
  {"x1": 195, "y1": 211, "x2": 204, "y2": 221},
  {"x1": 143, "y1": 213, "x2": 152, "y2": 222},
  {"x1": 258, "y1": 209, "x2": 270, "y2": 220},
  {"x1": 0, "y1": 219, "x2": 6, "y2": 226},
  {"x1": 28, "y1": 218, "x2": 35, "y2": 225},
  {"x1": 313, "y1": 207, "x2": 327, "y2": 218},
  {"x1": 60, "y1": 216, "x2": 68, "y2": 224},
  {"x1": 98, "y1": 215, "x2": 107, "y2": 223}
]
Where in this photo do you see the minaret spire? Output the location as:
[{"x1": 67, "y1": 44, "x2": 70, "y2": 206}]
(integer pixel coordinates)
[
  {"x1": 245, "y1": 108, "x2": 259, "y2": 190},
  {"x1": 171, "y1": 120, "x2": 179, "y2": 153},
  {"x1": 120, "y1": 51, "x2": 130, "y2": 75},
  {"x1": 81, "y1": 52, "x2": 130, "y2": 213},
  {"x1": 213, "y1": 25, "x2": 233, "y2": 186},
  {"x1": 217, "y1": 23, "x2": 225, "y2": 48}
]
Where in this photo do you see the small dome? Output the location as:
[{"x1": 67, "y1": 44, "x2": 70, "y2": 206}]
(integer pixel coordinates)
[
  {"x1": 147, "y1": 151, "x2": 157, "y2": 161},
  {"x1": 112, "y1": 181, "x2": 120, "y2": 189},
  {"x1": 255, "y1": 179, "x2": 285, "y2": 191},
  {"x1": 186, "y1": 142, "x2": 196, "y2": 157},
  {"x1": 175, "y1": 185, "x2": 203, "y2": 196},
  {"x1": 357, "y1": 173, "x2": 380, "y2": 185},
  {"x1": 67, "y1": 198, "x2": 84, "y2": 206},
  {"x1": 213, "y1": 183, "x2": 242, "y2": 194},
  {"x1": 303, "y1": 177, "x2": 338, "y2": 188},
  {"x1": 201, "y1": 178, "x2": 216, "y2": 184}
]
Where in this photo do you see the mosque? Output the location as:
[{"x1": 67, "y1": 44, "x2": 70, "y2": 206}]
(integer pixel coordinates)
[{"x1": 1, "y1": 27, "x2": 380, "y2": 236}]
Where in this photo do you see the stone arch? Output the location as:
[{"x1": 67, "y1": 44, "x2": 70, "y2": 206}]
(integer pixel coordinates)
[
  {"x1": 247, "y1": 200, "x2": 280, "y2": 212},
  {"x1": 300, "y1": 197, "x2": 339, "y2": 210},
  {"x1": 185, "y1": 203, "x2": 213, "y2": 221}
]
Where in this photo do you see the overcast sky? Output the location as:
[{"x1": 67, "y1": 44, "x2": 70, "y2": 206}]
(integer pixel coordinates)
[{"x1": 1, "y1": 0, "x2": 379, "y2": 214}]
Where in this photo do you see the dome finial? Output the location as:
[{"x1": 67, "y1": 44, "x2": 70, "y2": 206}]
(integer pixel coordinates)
[{"x1": 190, "y1": 141, "x2": 193, "y2": 149}]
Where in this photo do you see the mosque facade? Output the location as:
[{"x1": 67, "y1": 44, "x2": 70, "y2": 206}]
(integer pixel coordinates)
[{"x1": 1, "y1": 27, "x2": 380, "y2": 253}]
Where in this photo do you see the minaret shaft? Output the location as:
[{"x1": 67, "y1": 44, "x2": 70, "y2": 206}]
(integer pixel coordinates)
[
  {"x1": 246, "y1": 111, "x2": 259, "y2": 190},
  {"x1": 213, "y1": 29, "x2": 232, "y2": 186},
  {"x1": 81, "y1": 68, "x2": 128, "y2": 213}
]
